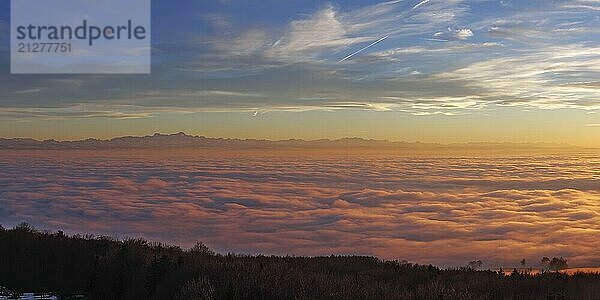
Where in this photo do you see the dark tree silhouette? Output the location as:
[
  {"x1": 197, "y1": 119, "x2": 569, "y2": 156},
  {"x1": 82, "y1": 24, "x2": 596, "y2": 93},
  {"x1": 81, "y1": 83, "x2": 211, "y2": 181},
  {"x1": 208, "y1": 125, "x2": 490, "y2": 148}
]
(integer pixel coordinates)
[
  {"x1": 541, "y1": 257, "x2": 551, "y2": 272},
  {"x1": 468, "y1": 260, "x2": 483, "y2": 270},
  {"x1": 176, "y1": 276, "x2": 215, "y2": 300},
  {"x1": 549, "y1": 257, "x2": 568, "y2": 272},
  {"x1": 1, "y1": 223, "x2": 599, "y2": 299},
  {"x1": 190, "y1": 242, "x2": 215, "y2": 256}
]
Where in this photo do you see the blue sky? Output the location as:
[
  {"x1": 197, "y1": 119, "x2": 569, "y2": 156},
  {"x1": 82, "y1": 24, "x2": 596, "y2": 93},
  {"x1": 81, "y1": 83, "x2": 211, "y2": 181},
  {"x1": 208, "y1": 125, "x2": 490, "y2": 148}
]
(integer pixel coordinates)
[{"x1": 0, "y1": 0, "x2": 599, "y2": 144}]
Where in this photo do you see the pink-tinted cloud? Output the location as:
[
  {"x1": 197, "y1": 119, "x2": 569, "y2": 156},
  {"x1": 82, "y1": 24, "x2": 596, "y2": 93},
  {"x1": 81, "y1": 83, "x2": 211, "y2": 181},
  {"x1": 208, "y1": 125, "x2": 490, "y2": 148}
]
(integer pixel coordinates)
[{"x1": 0, "y1": 151, "x2": 599, "y2": 267}]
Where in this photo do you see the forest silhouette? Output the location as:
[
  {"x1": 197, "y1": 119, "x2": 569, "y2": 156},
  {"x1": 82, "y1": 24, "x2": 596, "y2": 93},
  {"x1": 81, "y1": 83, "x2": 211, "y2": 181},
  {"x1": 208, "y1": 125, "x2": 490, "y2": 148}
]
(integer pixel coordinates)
[{"x1": 1, "y1": 223, "x2": 600, "y2": 299}]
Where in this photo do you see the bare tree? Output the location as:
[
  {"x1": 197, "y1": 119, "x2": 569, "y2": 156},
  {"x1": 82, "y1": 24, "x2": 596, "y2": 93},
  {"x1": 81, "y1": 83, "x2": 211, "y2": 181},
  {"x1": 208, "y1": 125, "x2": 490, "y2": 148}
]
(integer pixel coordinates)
[
  {"x1": 549, "y1": 257, "x2": 568, "y2": 272},
  {"x1": 190, "y1": 242, "x2": 215, "y2": 256},
  {"x1": 541, "y1": 257, "x2": 550, "y2": 272},
  {"x1": 468, "y1": 260, "x2": 483, "y2": 270}
]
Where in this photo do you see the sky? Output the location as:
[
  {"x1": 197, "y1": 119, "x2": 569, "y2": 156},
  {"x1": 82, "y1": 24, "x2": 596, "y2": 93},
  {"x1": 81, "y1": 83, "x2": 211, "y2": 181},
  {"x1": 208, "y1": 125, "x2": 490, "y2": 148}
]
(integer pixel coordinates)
[{"x1": 0, "y1": 0, "x2": 599, "y2": 145}]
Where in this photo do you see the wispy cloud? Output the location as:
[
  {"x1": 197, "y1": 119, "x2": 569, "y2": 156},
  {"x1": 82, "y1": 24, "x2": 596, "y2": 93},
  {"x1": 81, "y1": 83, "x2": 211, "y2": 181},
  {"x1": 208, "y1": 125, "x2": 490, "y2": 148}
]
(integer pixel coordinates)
[
  {"x1": 0, "y1": 106, "x2": 154, "y2": 120},
  {"x1": 198, "y1": 0, "x2": 472, "y2": 66},
  {"x1": 562, "y1": 0, "x2": 600, "y2": 11},
  {"x1": 0, "y1": 0, "x2": 598, "y2": 119},
  {"x1": 266, "y1": 5, "x2": 373, "y2": 63},
  {"x1": 435, "y1": 45, "x2": 600, "y2": 110}
]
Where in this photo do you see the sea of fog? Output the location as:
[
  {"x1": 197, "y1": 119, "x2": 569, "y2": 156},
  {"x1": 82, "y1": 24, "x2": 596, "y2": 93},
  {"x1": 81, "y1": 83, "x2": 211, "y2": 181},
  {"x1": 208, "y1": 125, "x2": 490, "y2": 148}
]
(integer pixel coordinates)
[{"x1": 1, "y1": 151, "x2": 599, "y2": 268}]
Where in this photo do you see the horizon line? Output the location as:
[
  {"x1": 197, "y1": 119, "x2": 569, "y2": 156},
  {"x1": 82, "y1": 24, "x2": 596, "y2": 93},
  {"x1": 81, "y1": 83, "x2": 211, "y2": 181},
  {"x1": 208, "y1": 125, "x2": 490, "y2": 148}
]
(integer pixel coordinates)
[{"x1": 0, "y1": 131, "x2": 593, "y2": 149}]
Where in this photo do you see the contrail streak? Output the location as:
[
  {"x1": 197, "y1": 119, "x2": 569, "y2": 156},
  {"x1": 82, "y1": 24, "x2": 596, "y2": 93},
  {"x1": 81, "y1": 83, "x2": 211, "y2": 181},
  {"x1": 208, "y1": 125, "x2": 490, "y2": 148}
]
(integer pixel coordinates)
[
  {"x1": 412, "y1": 0, "x2": 430, "y2": 10},
  {"x1": 421, "y1": 38, "x2": 448, "y2": 42},
  {"x1": 338, "y1": 36, "x2": 389, "y2": 63}
]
